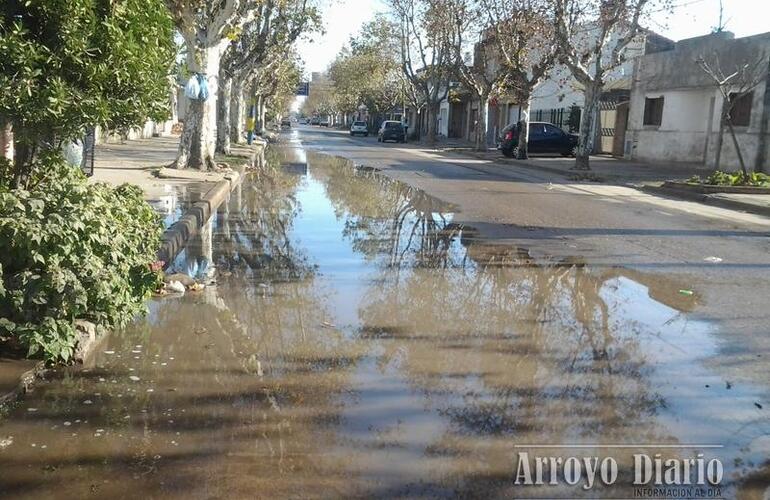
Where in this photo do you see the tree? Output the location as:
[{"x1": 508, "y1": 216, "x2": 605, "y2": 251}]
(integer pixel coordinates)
[
  {"x1": 392, "y1": 0, "x2": 455, "y2": 144},
  {"x1": 165, "y1": 0, "x2": 255, "y2": 170},
  {"x1": 477, "y1": 0, "x2": 558, "y2": 158},
  {"x1": 697, "y1": 51, "x2": 768, "y2": 178},
  {"x1": 216, "y1": 0, "x2": 320, "y2": 154},
  {"x1": 328, "y1": 15, "x2": 406, "y2": 126},
  {"x1": 0, "y1": 0, "x2": 175, "y2": 188},
  {"x1": 553, "y1": 0, "x2": 667, "y2": 169}
]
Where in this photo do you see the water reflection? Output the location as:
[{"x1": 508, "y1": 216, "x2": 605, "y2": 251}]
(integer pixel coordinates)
[{"x1": 0, "y1": 146, "x2": 767, "y2": 499}]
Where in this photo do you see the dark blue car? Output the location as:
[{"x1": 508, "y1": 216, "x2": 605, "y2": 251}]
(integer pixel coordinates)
[
  {"x1": 499, "y1": 121, "x2": 578, "y2": 157},
  {"x1": 377, "y1": 121, "x2": 407, "y2": 143}
]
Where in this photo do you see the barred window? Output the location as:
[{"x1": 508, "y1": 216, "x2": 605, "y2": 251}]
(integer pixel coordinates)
[
  {"x1": 728, "y1": 92, "x2": 753, "y2": 127},
  {"x1": 643, "y1": 97, "x2": 664, "y2": 126}
]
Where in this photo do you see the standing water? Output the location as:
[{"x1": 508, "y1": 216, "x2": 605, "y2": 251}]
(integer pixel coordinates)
[{"x1": 0, "y1": 145, "x2": 768, "y2": 498}]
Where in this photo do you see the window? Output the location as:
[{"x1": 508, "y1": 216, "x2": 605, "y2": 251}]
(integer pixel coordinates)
[
  {"x1": 728, "y1": 92, "x2": 753, "y2": 127},
  {"x1": 643, "y1": 97, "x2": 664, "y2": 126},
  {"x1": 528, "y1": 124, "x2": 546, "y2": 138},
  {"x1": 544, "y1": 124, "x2": 564, "y2": 136}
]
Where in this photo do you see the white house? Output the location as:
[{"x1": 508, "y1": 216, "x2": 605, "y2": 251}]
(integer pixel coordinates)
[{"x1": 626, "y1": 31, "x2": 770, "y2": 171}]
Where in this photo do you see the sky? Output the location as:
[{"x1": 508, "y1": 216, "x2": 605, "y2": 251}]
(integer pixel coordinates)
[{"x1": 297, "y1": 0, "x2": 770, "y2": 75}]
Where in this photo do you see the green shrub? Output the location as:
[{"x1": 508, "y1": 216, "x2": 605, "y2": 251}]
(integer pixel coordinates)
[
  {"x1": 688, "y1": 171, "x2": 770, "y2": 187},
  {"x1": 0, "y1": 154, "x2": 162, "y2": 362}
]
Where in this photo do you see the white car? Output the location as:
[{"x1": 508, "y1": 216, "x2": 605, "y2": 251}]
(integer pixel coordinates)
[{"x1": 350, "y1": 121, "x2": 368, "y2": 137}]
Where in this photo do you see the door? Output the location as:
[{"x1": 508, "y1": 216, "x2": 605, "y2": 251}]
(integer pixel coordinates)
[
  {"x1": 542, "y1": 124, "x2": 566, "y2": 153},
  {"x1": 527, "y1": 123, "x2": 546, "y2": 153}
]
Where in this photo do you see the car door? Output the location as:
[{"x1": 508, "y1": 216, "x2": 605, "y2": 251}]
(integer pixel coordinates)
[
  {"x1": 543, "y1": 124, "x2": 566, "y2": 153},
  {"x1": 527, "y1": 123, "x2": 546, "y2": 153}
]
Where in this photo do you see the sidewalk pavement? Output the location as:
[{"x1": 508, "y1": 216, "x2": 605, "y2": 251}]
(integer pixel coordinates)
[
  {"x1": 92, "y1": 135, "x2": 262, "y2": 226},
  {"x1": 436, "y1": 141, "x2": 770, "y2": 218}
]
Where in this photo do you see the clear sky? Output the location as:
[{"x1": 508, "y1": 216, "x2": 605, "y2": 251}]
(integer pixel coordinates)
[{"x1": 297, "y1": 0, "x2": 770, "y2": 75}]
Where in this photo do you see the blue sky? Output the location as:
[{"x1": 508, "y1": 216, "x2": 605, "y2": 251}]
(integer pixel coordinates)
[{"x1": 297, "y1": 0, "x2": 770, "y2": 74}]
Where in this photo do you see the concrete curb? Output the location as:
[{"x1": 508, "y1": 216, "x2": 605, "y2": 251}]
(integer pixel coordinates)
[
  {"x1": 0, "y1": 361, "x2": 47, "y2": 407},
  {"x1": 157, "y1": 172, "x2": 241, "y2": 265},
  {"x1": 641, "y1": 184, "x2": 770, "y2": 218}
]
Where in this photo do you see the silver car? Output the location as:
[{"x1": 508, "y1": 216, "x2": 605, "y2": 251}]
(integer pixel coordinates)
[{"x1": 350, "y1": 121, "x2": 368, "y2": 137}]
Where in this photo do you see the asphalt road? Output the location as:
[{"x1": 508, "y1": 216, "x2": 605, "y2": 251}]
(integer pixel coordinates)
[{"x1": 293, "y1": 125, "x2": 770, "y2": 379}]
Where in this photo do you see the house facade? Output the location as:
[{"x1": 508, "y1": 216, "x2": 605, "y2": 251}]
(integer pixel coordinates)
[{"x1": 626, "y1": 31, "x2": 770, "y2": 171}]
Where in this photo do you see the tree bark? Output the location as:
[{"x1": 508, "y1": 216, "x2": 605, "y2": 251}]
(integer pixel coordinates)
[
  {"x1": 258, "y1": 96, "x2": 268, "y2": 135},
  {"x1": 517, "y1": 95, "x2": 532, "y2": 160},
  {"x1": 476, "y1": 94, "x2": 490, "y2": 152},
  {"x1": 726, "y1": 119, "x2": 749, "y2": 178},
  {"x1": 229, "y1": 77, "x2": 245, "y2": 145},
  {"x1": 754, "y1": 59, "x2": 770, "y2": 173},
  {"x1": 574, "y1": 82, "x2": 601, "y2": 170},
  {"x1": 713, "y1": 99, "x2": 728, "y2": 169},
  {"x1": 425, "y1": 103, "x2": 439, "y2": 145},
  {"x1": 216, "y1": 71, "x2": 232, "y2": 156},
  {"x1": 175, "y1": 44, "x2": 221, "y2": 170}
]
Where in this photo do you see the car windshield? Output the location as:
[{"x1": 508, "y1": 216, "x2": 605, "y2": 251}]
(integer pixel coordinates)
[{"x1": 353, "y1": 122, "x2": 366, "y2": 126}]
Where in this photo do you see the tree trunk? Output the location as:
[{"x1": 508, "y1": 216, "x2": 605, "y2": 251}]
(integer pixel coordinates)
[
  {"x1": 175, "y1": 44, "x2": 221, "y2": 170},
  {"x1": 216, "y1": 71, "x2": 232, "y2": 156},
  {"x1": 229, "y1": 77, "x2": 245, "y2": 145},
  {"x1": 258, "y1": 97, "x2": 268, "y2": 135},
  {"x1": 0, "y1": 118, "x2": 13, "y2": 167},
  {"x1": 476, "y1": 94, "x2": 490, "y2": 152},
  {"x1": 726, "y1": 119, "x2": 749, "y2": 178},
  {"x1": 713, "y1": 99, "x2": 728, "y2": 169},
  {"x1": 754, "y1": 59, "x2": 770, "y2": 173},
  {"x1": 425, "y1": 103, "x2": 439, "y2": 145},
  {"x1": 574, "y1": 82, "x2": 601, "y2": 170},
  {"x1": 517, "y1": 95, "x2": 532, "y2": 160}
]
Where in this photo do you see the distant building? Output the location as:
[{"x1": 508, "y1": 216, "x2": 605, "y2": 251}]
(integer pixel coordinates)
[{"x1": 626, "y1": 31, "x2": 770, "y2": 171}]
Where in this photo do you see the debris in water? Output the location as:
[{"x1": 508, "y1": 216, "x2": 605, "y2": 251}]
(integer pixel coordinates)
[
  {"x1": 166, "y1": 280, "x2": 186, "y2": 294},
  {"x1": 703, "y1": 256, "x2": 723, "y2": 263},
  {"x1": 0, "y1": 437, "x2": 13, "y2": 449},
  {"x1": 63, "y1": 421, "x2": 72, "y2": 426},
  {"x1": 321, "y1": 321, "x2": 335, "y2": 329},
  {"x1": 27, "y1": 408, "x2": 37, "y2": 412},
  {"x1": 83, "y1": 400, "x2": 93, "y2": 405},
  {"x1": 756, "y1": 402, "x2": 764, "y2": 410},
  {"x1": 678, "y1": 289, "x2": 694, "y2": 296},
  {"x1": 188, "y1": 282, "x2": 205, "y2": 292},
  {"x1": 726, "y1": 381, "x2": 732, "y2": 389},
  {"x1": 104, "y1": 351, "x2": 115, "y2": 355},
  {"x1": 129, "y1": 375, "x2": 140, "y2": 382}
]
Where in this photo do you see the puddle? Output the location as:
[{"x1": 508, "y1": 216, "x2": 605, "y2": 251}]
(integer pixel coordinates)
[{"x1": 0, "y1": 146, "x2": 768, "y2": 498}]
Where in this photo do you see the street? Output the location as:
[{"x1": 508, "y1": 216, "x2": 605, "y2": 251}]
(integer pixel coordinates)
[{"x1": 1, "y1": 128, "x2": 768, "y2": 498}]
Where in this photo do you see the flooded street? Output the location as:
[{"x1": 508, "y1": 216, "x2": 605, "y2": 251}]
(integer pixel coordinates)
[{"x1": 1, "y1": 144, "x2": 769, "y2": 498}]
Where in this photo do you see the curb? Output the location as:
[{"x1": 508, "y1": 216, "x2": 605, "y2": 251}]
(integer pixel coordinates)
[
  {"x1": 157, "y1": 171, "x2": 241, "y2": 265},
  {"x1": 0, "y1": 361, "x2": 47, "y2": 407},
  {"x1": 641, "y1": 184, "x2": 770, "y2": 218}
]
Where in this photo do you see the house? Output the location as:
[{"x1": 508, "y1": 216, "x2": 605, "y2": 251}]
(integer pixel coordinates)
[{"x1": 626, "y1": 31, "x2": 770, "y2": 171}]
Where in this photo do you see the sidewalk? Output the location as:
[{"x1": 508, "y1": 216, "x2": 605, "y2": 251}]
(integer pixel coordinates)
[{"x1": 437, "y1": 142, "x2": 770, "y2": 218}]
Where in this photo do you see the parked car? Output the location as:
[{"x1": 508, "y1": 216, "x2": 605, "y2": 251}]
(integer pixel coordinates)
[
  {"x1": 319, "y1": 117, "x2": 330, "y2": 127},
  {"x1": 310, "y1": 116, "x2": 320, "y2": 125},
  {"x1": 350, "y1": 121, "x2": 369, "y2": 137},
  {"x1": 280, "y1": 118, "x2": 291, "y2": 129},
  {"x1": 377, "y1": 121, "x2": 407, "y2": 143},
  {"x1": 498, "y1": 121, "x2": 578, "y2": 157}
]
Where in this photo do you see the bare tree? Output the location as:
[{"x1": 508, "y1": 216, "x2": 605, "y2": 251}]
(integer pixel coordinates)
[
  {"x1": 553, "y1": 0, "x2": 667, "y2": 170},
  {"x1": 480, "y1": 0, "x2": 558, "y2": 159},
  {"x1": 166, "y1": 0, "x2": 257, "y2": 169},
  {"x1": 697, "y1": 51, "x2": 768, "y2": 178},
  {"x1": 392, "y1": 0, "x2": 455, "y2": 145}
]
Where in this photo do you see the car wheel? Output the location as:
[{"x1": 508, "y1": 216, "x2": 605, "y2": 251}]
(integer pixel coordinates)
[
  {"x1": 562, "y1": 146, "x2": 577, "y2": 157},
  {"x1": 364, "y1": 133, "x2": 368, "y2": 137},
  {"x1": 502, "y1": 146, "x2": 515, "y2": 158},
  {"x1": 377, "y1": 137, "x2": 381, "y2": 142}
]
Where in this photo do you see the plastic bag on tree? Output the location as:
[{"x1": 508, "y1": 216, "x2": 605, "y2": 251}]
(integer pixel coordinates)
[
  {"x1": 196, "y1": 74, "x2": 209, "y2": 101},
  {"x1": 62, "y1": 140, "x2": 83, "y2": 168},
  {"x1": 184, "y1": 75, "x2": 200, "y2": 100}
]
